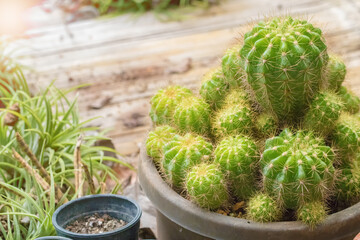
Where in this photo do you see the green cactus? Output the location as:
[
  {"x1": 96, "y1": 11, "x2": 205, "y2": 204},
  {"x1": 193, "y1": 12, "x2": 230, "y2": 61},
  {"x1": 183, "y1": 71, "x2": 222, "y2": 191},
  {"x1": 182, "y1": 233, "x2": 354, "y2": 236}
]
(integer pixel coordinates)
[
  {"x1": 221, "y1": 45, "x2": 245, "y2": 87},
  {"x1": 146, "y1": 125, "x2": 177, "y2": 164},
  {"x1": 240, "y1": 16, "x2": 329, "y2": 121},
  {"x1": 150, "y1": 86, "x2": 193, "y2": 125},
  {"x1": 186, "y1": 163, "x2": 228, "y2": 209},
  {"x1": 332, "y1": 113, "x2": 360, "y2": 159},
  {"x1": 246, "y1": 193, "x2": 282, "y2": 223},
  {"x1": 173, "y1": 96, "x2": 212, "y2": 136},
  {"x1": 338, "y1": 86, "x2": 360, "y2": 114},
  {"x1": 199, "y1": 67, "x2": 229, "y2": 109},
  {"x1": 303, "y1": 91, "x2": 343, "y2": 136},
  {"x1": 163, "y1": 133, "x2": 213, "y2": 189},
  {"x1": 261, "y1": 129, "x2": 335, "y2": 209},
  {"x1": 336, "y1": 159, "x2": 360, "y2": 204},
  {"x1": 326, "y1": 54, "x2": 346, "y2": 91},
  {"x1": 214, "y1": 136, "x2": 259, "y2": 200},
  {"x1": 256, "y1": 112, "x2": 278, "y2": 138},
  {"x1": 212, "y1": 90, "x2": 254, "y2": 139},
  {"x1": 297, "y1": 201, "x2": 327, "y2": 228}
]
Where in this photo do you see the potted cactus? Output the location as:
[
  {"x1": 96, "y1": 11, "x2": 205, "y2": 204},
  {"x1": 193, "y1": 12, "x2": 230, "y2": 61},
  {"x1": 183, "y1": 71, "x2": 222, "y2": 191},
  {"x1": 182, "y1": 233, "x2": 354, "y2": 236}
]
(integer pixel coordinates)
[{"x1": 139, "y1": 16, "x2": 360, "y2": 239}]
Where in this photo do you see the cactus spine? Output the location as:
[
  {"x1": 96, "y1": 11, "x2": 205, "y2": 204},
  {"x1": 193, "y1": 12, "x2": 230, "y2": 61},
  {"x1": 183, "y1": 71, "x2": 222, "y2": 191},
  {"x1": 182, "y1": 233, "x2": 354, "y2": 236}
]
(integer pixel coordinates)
[
  {"x1": 240, "y1": 17, "x2": 328, "y2": 121},
  {"x1": 163, "y1": 133, "x2": 213, "y2": 189},
  {"x1": 173, "y1": 96, "x2": 212, "y2": 136},
  {"x1": 214, "y1": 136, "x2": 259, "y2": 200},
  {"x1": 336, "y1": 160, "x2": 360, "y2": 205},
  {"x1": 146, "y1": 125, "x2": 177, "y2": 163},
  {"x1": 303, "y1": 91, "x2": 343, "y2": 136},
  {"x1": 200, "y1": 67, "x2": 229, "y2": 109},
  {"x1": 261, "y1": 129, "x2": 335, "y2": 209},
  {"x1": 246, "y1": 193, "x2": 282, "y2": 223},
  {"x1": 186, "y1": 163, "x2": 228, "y2": 209},
  {"x1": 150, "y1": 86, "x2": 193, "y2": 125}
]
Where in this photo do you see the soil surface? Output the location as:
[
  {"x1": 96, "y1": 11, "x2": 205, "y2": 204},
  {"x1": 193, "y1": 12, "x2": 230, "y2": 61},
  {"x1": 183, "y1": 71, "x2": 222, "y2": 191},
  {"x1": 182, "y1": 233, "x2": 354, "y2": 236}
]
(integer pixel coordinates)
[{"x1": 65, "y1": 213, "x2": 127, "y2": 234}]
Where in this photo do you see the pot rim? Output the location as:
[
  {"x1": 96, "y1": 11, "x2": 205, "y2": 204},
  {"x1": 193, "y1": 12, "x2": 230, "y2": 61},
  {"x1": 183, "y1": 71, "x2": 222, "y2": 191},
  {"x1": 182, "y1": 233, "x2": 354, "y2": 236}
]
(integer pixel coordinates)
[
  {"x1": 139, "y1": 144, "x2": 360, "y2": 239},
  {"x1": 52, "y1": 194, "x2": 142, "y2": 238}
]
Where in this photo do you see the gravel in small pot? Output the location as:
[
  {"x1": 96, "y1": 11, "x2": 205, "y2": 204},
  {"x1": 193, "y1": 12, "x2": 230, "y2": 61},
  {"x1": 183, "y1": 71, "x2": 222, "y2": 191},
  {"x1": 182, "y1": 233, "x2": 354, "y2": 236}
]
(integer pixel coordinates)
[{"x1": 52, "y1": 194, "x2": 141, "y2": 240}]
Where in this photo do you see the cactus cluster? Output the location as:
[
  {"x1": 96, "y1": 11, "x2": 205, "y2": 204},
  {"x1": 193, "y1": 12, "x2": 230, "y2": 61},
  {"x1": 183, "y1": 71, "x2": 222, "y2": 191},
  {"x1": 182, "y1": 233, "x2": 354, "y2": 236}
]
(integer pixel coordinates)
[{"x1": 146, "y1": 16, "x2": 360, "y2": 228}]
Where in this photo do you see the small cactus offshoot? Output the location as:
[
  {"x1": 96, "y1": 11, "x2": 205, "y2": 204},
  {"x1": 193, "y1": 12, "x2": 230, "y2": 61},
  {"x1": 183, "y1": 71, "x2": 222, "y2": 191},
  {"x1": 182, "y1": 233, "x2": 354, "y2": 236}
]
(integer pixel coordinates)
[
  {"x1": 186, "y1": 163, "x2": 228, "y2": 209},
  {"x1": 146, "y1": 125, "x2": 177, "y2": 163},
  {"x1": 297, "y1": 201, "x2": 327, "y2": 228},
  {"x1": 336, "y1": 160, "x2": 360, "y2": 205},
  {"x1": 326, "y1": 54, "x2": 346, "y2": 91},
  {"x1": 338, "y1": 86, "x2": 360, "y2": 114},
  {"x1": 246, "y1": 193, "x2": 282, "y2": 223},
  {"x1": 221, "y1": 45, "x2": 245, "y2": 87},
  {"x1": 200, "y1": 67, "x2": 229, "y2": 109},
  {"x1": 214, "y1": 135, "x2": 259, "y2": 200},
  {"x1": 303, "y1": 91, "x2": 343, "y2": 136},
  {"x1": 162, "y1": 133, "x2": 213, "y2": 189},
  {"x1": 173, "y1": 96, "x2": 212, "y2": 136},
  {"x1": 150, "y1": 86, "x2": 193, "y2": 125}
]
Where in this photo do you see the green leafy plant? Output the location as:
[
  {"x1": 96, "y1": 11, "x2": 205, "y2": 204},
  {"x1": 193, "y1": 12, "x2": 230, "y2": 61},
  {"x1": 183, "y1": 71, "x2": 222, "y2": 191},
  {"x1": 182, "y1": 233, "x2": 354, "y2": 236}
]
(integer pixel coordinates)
[{"x1": 0, "y1": 64, "x2": 129, "y2": 239}]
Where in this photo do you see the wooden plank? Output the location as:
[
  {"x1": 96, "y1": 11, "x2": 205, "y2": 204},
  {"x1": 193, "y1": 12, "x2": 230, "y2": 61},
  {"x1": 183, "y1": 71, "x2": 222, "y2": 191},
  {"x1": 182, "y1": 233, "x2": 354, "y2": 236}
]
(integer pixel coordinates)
[{"x1": 17, "y1": 0, "x2": 360, "y2": 156}]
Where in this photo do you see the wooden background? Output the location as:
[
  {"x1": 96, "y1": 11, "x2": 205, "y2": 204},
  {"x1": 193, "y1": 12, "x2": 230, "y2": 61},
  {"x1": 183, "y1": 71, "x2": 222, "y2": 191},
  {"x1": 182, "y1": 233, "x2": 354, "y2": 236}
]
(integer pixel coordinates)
[{"x1": 18, "y1": 0, "x2": 360, "y2": 161}]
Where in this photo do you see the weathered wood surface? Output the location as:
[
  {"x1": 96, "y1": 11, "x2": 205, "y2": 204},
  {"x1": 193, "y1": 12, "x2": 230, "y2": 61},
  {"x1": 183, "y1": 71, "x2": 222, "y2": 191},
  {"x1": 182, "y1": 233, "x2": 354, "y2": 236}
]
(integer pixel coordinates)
[{"x1": 18, "y1": 0, "x2": 360, "y2": 156}]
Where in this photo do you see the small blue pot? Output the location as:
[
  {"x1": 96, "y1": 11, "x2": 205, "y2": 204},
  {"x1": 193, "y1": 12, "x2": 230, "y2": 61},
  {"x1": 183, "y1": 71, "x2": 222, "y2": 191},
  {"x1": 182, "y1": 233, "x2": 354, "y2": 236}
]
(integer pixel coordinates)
[{"x1": 52, "y1": 194, "x2": 141, "y2": 240}]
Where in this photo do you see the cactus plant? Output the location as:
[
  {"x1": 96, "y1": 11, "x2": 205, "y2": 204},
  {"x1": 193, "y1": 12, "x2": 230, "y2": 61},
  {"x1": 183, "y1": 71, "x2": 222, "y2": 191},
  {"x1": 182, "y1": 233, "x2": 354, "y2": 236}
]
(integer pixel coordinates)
[
  {"x1": 146, "y1": 125, "x2": 177, "y2": 163},
  {"x1": 221, "y1": 45, "x2": 245, "y2": 87},
  {"x1": 338, "y1": 86, "x2": 360, "y2": 114},
  {"x1": 246, "y1": 193, "x2": 282, "y2": 223},
  {"x1": 163, "y1": 133, "x2": 213, "y2": 189},
  {"x1": 186, "y1": 163, "x2": 228, "y2": 209},
  {"x1": 332, "y1": 113, "x2": 360, "y2": 160},
  {"x1": 150, "y1": 86, "x2": 193, "y2": 125},
  {"x1": 297, "y1": 201, "x2": 327, "y2": 228},
  {"x1": 256, "y1": 112, "x2": 278, "y2": 138},
  {"x1": 173, "y1": 95, "x2": 212, "y2": 136},
  {"x1": 326, "y1": 54, "x2": 346, "y2": 91},
  {"x1": 303, "y1": 91, "x2": 343, "y2": 136},
  {"x1": 200, "y1": 67, "x2": 229, "y2": 109},
  {"x1": 336, "y1": 159, "x2": 360, "y2": 204},
  {"x1": 261, "y1": 128, "x2": 335, "y2": 209},
  {"x1": 214, "y1": 135, "x2": 259, "y2": 200},
  {"x1": 240, "y1": 16, "x2": 328, "y2": 121},
  {"x1": 212, "y1": 90, "x2": 253, "y2": 138}
]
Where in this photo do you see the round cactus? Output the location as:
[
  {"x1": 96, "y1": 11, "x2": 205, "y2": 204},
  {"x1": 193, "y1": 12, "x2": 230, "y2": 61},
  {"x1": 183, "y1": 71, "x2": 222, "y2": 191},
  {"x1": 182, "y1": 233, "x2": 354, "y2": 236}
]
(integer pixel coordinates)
[
  {"x1": 326, "y1": 54, "x2": 346, "y2": 91},
  {"x1": 336, "y1": 159, "x2": 360, "y2": 204},
  {"x1": 199, "y1": 67, "x2": 229, "y2": 109},
  {"x1": 303, "y1": 91, "x2": 343, "y2": 136},
  {"x1": 297, "y1": 201, "x2": 327, "y2": 228},
  {"x1": 214, "y1": 135, "x2": 259, "y2": 200},
  {"x1": 173, "y1": 96, "x2": 212, "y2": 136},
  {"x1": 150, "y1": 86, "x2": 193, "y2": 125},
  {"x1": 240, "y1": 16, "x2": 329, "y2": 121},
  {"x1": 246, "y1": 193, "x2": 282, "y2": 223},
  {"x1": 186, "y1": 163, "x2": 228, "y2": 209},
  {"x1": 256, "y1": 112, "x2": 278, "y2": 138},
  {"x1": 261, "y1": 129, "x2": 335, "y2": 209},
  {"x1": 332, "y1": 113, "x2": 360, "y2": 159},
  {"x1": 146, "y1": 125, "x2": 177, "y2": 163},
  {"x1": 221, "y1": 45, "x2": 245, "y2": 87},
  {"x1": 163, "y1": 133, "x2": 213, "y2": 189},
  {"x1": 338, "y1": 86, "x2": 360, "y2": 114}
]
